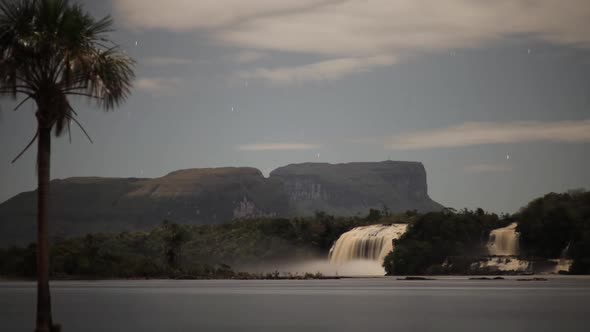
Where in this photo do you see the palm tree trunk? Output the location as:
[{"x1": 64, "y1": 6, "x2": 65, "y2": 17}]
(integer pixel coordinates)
[{"x1": 35, "y1": 124, "x2": 55, "y2": 332}]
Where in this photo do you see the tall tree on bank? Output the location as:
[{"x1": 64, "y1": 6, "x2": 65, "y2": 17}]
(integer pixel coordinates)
[{"x1": 0, "y1": 1, "x2": 134, "y2": 331}]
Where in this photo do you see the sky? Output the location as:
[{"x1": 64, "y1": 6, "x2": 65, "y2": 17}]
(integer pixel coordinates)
[{"x1": 1, "y1": 0, "x2": 589, "y2": 214}]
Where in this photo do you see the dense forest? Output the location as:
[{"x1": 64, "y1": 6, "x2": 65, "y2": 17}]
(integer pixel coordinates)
[
  {"x1": 382, "y1": 190, "x2": 590, "y2": 275},
  {"x1": 517, "y1": 190, "x2": 590, "y2": 274},
  {"x1": 1, "y1": 191, "x2": 589, "y2": 278},
  {"x1": 382, "y1": 208, "x2": 507, "y2": 275},
  {"x1": 0, "y1": 211, "x2": 411, "y2": 279}
]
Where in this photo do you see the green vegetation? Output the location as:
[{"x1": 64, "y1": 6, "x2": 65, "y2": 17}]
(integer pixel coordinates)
[
  {"x1": 517, "y1": 190, "x2": 590, "y2": 273},
  {"x1": 0, "y1": 211, "x2": 410, "y2": 279},
  {"x1": 2, "y1": 192, "x2": 589, "y2": 279},
  {"x1": 383, "y1": 208, "x2": 506, "y2": 275},
  {"x1": 384, "y1": 190, "x2": 590, "y2": 275}
]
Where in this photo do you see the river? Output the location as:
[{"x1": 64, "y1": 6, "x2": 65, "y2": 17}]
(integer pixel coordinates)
[{"x1": 2, "y1": 276, "x2": 589, "y2": 331}]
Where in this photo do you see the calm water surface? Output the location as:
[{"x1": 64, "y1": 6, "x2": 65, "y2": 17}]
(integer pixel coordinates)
[{"x1": 2, "y1": 276, "x2": 590, "y2": 332}]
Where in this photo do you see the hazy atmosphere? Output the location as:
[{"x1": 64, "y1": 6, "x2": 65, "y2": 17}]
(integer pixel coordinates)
[
  {"x1": 2, "y1": 2, "x2": 590, "y2": 332},
  {"x1": 1, "y1": 0, "x2": 589, "y2": 213}
]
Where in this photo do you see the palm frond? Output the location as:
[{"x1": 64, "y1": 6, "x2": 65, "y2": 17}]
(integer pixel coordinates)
[
  {"x1": 0, "y1": 0, "x2": 135, "y2": 141},
  {"x1": 87, "y1": 48, "x2": 135, "y2": 109},
  {"x1": 11, "y1": 128, "x2": 38, "y2": 163}
]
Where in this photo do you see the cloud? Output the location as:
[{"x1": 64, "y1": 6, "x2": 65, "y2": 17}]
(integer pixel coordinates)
[
  {"x1": 116, "y1": 0, "x2": 590, "y2": 57},
  {"x1": 143, "y1": 57, "x2": 193, "y2": 66},
  {"x1": 239, "y1": 55, "x2": 396, "y2": 84},
  {"x1": 237, "y1": 143, "x2": 321, "y2": 151},
  {"x1": 115, "y1": 1, "x2": 590, "y2": 82},
  {"x1": 136, "y1": 77, "x2": 184, "y2": 96},
  {"x1": 464, "y1": 164, "x2": 512, "y2": 173},
  {"x1": 234, "y1": 51, "x2": 267, "y2": 63},
  {"x1": 114, "y1": 0, "x2": 333, "y2": 31},
  {"x1": 386, "y1": 120, "x2": 590, "y2": 150}
]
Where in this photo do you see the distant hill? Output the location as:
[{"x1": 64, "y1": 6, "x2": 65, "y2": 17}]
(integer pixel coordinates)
[{"x1": 0, "y1": 161, "x2": 442, "y2": 245}]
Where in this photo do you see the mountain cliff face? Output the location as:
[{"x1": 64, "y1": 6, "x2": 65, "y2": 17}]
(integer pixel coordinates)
[
  {"x1": 0, "y1": 161, "x2": 441, "y2": 245},
  {"x1": 270, "y1": 161, "x2": 441, "y2": 216}
]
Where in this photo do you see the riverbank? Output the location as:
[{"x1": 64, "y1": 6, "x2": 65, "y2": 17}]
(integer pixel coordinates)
[
  {"x1": 0, "y1": 271, "x2": 339, "y2": 281},
  {"x1": 2, "y1": 273, "x2": 581, "y2": 282}
]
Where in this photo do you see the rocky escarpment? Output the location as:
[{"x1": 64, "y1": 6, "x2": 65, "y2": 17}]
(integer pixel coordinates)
[
  {"x1": 121, "y1": 167, "x2": 288, "y2": 221},
  {"x1": 0, "y1": 168, "x2": 288, "y2": 245},
  {"x1": 0, "y1": 161, "x2": 441, "y2": 245},
  {"x1": 270, "y1": 161, "x2": 442, "y2": 216}
]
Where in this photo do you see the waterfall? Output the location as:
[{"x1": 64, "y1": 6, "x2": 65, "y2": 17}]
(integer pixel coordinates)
[
  {"x1": 487, "y1": 222, "x2": 520, "y2": 256},
  {"x1": 329, "y1": 224, "x2": 408, "y2": 264},
  {"x1": 561, "y1": 242, "x2": 571, "y2": 259},
  {"x1": 550, "y1": 242, "x2": 573, "y2": 273}
]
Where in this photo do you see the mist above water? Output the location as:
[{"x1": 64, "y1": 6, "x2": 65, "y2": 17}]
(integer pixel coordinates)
[
  {"x1": 244, "y1": 224, "x2": 409, "y2": 277},
  {"x1": 257, "y1": 259, "x2": 390, "y2": 277}
]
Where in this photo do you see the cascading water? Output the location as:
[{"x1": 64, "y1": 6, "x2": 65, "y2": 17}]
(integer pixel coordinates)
[
  {"x1": 487, "y1": 222, "x2": 520, "y2": 256},
  {"x1": 256, "y1": 224, "x2": 409, "y2": 277},
  {"x1": 470, "y1": 223, "x2": 529, "y2": 273},
  {"x1": 329, "y1": 224, "x2": 408, "y2": 264},
  {"x1": 548, "y1": 242, "x2": 573, "y2": 273}
]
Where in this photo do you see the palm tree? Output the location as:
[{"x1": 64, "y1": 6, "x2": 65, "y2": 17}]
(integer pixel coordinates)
[{"x1": 0, "y1": 1, "x2": 134, "y2": 331}]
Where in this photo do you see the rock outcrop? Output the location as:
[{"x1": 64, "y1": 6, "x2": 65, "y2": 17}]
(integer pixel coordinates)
[
  {"x1": 0, "y1": 161, "x2": 441, "y2": 245},
  {"x1": 271, "y1": 161, "x2": 441, "y2": 216}
]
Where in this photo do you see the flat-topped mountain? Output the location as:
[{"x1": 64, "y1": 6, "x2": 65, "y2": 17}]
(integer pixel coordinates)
[
  {"x1": 272, "y1": 161, "x2": 441, "y2": 216},
  {"x1": 0, "y1": 161, "x2": 442, "y2": 245}
]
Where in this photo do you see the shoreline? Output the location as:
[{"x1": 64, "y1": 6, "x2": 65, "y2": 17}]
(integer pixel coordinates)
[{"x1": 2, "y1": 274, "x2": 588, "y2": 282}]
